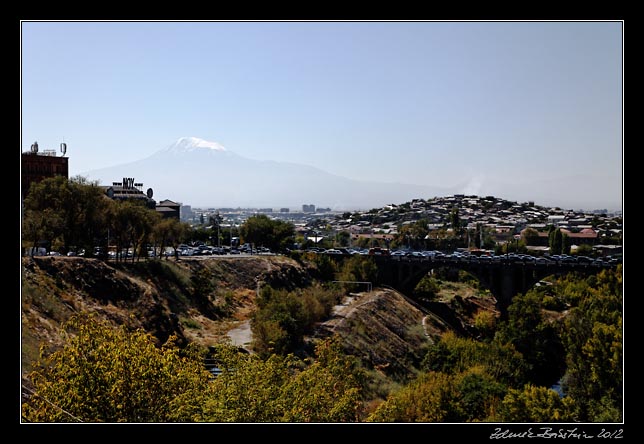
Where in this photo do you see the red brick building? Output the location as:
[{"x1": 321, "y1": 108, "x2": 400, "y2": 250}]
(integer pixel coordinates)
[{"x1": 21, "y1": 142, "x2": 69, "y2": 198}]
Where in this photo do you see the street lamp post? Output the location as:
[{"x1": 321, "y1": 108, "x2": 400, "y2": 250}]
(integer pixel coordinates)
[{"x1": 216, "y1": 211, "x2": 221, "y2": 248}]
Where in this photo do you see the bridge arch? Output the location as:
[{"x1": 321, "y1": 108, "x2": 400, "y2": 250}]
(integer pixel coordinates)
[{"x1": 370, "y1": 256, "x2": 615, "y2": 317}]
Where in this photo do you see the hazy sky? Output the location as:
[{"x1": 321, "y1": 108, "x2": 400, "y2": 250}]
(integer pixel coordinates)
[{"x1": 21, "y1": 21, "x2": 623, "y2": 209}]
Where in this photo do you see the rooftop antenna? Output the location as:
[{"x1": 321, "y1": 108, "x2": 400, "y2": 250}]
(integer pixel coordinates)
[
  {"x1": 60, "y1": 138, "x2": 67, "y2": 157},
  {"x1": 30, "y1": 141, "x2": 39, "y2": 154}
]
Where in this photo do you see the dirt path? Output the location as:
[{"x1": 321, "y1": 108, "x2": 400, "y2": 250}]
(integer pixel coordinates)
[{"x1": 227, "y1": 320, "x2": 253, "y2": 352}]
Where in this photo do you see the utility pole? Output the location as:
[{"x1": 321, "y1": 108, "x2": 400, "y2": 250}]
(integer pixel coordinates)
[{"x1": 216, "y1": 211, "x2": 221, "y2": 248}]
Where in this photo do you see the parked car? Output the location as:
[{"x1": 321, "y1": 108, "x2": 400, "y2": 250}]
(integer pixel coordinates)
[{"x1": 368, "y1": 247, "x2": 390, "y2": 256}]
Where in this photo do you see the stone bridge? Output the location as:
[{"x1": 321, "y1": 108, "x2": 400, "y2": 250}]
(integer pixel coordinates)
[{"x1": 327, "y1": 253, "x2": 619, "y2": 316}]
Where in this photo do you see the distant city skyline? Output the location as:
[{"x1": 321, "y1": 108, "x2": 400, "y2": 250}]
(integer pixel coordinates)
[{"x1": 21, "y1": 21, "x2": 623, "y2": 211}]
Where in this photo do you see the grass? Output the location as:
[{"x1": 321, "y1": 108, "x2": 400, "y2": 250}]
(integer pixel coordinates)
[
  {"x1": 22, "y1": 279, "x2": 70, "y2": 322},
  {"x1": 437, "y1": 281, "x2": 480, "y2": 302},
  {"x1": 180, "y1": 317, "x2": 202, "y2": 330}
]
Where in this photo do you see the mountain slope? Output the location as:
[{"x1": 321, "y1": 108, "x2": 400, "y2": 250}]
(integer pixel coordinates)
[{"x1": 81, "y1": 137, "x2": 454, "y2": 209}]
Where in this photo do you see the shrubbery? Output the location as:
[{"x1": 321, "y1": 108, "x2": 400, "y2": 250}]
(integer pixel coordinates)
[
  {"x1": 250, "y1": 285, "x2": 342, "y2": 357},
  {"x1": 23, "y1": 313, "x2": 365, "y2": 422}
]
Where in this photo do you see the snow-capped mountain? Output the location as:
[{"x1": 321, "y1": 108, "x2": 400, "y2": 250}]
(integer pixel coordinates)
[
  {"x1": 164, "y1": 136, "x2": 226, "y2": 154},
  {"x1": 81, "y1": 137, "x2": 454, "y2": 209}
]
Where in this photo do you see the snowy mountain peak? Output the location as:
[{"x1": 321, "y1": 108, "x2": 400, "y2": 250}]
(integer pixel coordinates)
[{"x1": 166, "y1": 136, "x2": 226, "y2": 153}]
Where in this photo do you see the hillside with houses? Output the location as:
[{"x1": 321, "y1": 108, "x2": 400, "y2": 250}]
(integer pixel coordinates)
[{"x1": 298, "y1": 195, "x2": 622, "y2": 256}]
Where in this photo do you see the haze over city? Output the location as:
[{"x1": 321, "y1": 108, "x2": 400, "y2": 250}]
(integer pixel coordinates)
[{"x1": 21, "y1": 21, "x2": 623, "y2": 211}]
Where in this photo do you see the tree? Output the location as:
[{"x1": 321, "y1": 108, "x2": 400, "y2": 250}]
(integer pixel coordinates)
[
  {"x1": 153, "y1": 218, "x2": 188, "y2": 259},
  {"x1": 496, "y1": 384, "x2": 577, "y2": 422},
  {"x1": 22, "y1": 207, "x2": 62, "y2": 254},
  {"x1": 562, "y1": 232, "x2": 571, "y2": 255},
  {"x1": 521, "y1": 228, "x2": 540, "y2": 246},
  {"x1": 191, "y1": 267, "x2": 215, "y2": 300},
  {"x1": 250, "y1": 286, "x2": 339, "y2": 357},
  {"x1": 473, "y1": 310, "x2": 497, "y2": 341},
  {"x1": 449, "y1": 207, "x2": 460, "y2": 230},
  {"x1": 335, "y1": 230, "x2": 351, "y2": 247},
  {"x1": 367, "y1": 371, "x2": 457, "y2": 422},
  {"x1": 108, "y1": 200, "x2": 158, "y2": 262},
  {"x1": 209, "y1": 212, "x2": 223, "y2": 247},
  {"x1": 22, "y1": 312, "x2": 211, "y2": 422},
  {"x1": 395, "y1": 219, "x2": 429, "y2": 250},
  {"x1": 336, "y1": 255, "x2": 378, "y2": 292},
  {"x1": 561, "y1": 266, "x2": 622, "y2": 421},
  {"x1": 240, "y1": 214, "x2": 294, "y2": 252},
  {"x1": 367, "y1": 367, "x2": 505, "y2": 422},
  {"x1": 422, "y1": 331, "x2": 527, "y2": 387},
  {"x1": 413, "y1": 275, "x2": 440, "y2": 301},
  {"x1": 495, "y1": 291, "x2": 566, "y2": 387},
  {"x1": 195, "y1": 338, "x2": 364, "y2": 422},
  {"x1": 280, "y1": 338, "x2": 365, "y2": 422},
  {"x1": 23, "y1": 175, "x2": 110, "y2": 255},
  {"x1": 573, "y1": 243, "x2": 594, "y2": 257},
  {"x1": 311, "y1": 253, "x2": 337, "y2": 281},
  {"x1": 549, "y1": 228, "x2": 563, "y2": 255}
]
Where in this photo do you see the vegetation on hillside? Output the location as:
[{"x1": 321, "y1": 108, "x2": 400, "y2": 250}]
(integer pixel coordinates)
[
  {"x1": 22, "y1": 313, "x2": 364, "y2": 423},
  {"x1": 250, "y1": 285, "x2": 342, "y2": 357},
  {"x1": 369, "y1": 266, "x2": 622, "y2": 423}
]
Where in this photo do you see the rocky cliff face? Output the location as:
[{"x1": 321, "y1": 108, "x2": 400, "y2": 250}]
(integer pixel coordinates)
[
  {"x1": 21, "y1": 255, "x2": 313, "y2": 376},
  {"x1": 21, "y1": 255, "x2": 497, "y2": 390},
  {"x1": 314, "y1": 289, "x2": 430, "y2": 379}
]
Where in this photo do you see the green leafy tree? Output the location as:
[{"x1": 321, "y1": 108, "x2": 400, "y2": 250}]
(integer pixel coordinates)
[
  {"x1": 496, "y1": 384, "x2": 577, "y2": 422},
  {"x1": 335, "y1": 230, "x2": 351, "y2": 247},
  {"x1": 196, "y1": 338, "x2": 364, "y2": 422},
  {"x1": 281, "y1": 338, "x2": 365, "y2": 422},
  {"x1": 449, "y1": 207, "x2": 460, "y2": 230},
  {"x1": 23, "y1": 175, "x2": 110, "y2": 255},
  {"x1": 191, "y1": 267, "x2": 215, "y2": 299},
  {"x1": 153, "y1": 218, "x2": 189, "y2": 259},
  {"x1": 337, "y1": 255, "x2": 378, "y2": 292},
  {"x1": 22, "y1": 313, "x2": 211, "y2": 422},
  {"x1": 473, "y1": 310, "x2": 498, "y2": 341},
  {"x1": 549, "y1": 228, "x2": 564, "y2": 254},
  {"x1": 367, "y1": 366, "x2": 505, "y2": 422},
  {"x1": 521, "y1": 228, "x2": 540, "y2": 246},
  {"x1": 422, "y1": 331, "x2": 527, "y2": 387},
  {"x1": 413, "y1": 275, "x2": 440, "y2": 301},
  {"x1": 395, "y1": 219, "x2": 429, "y2": 250},
  {"x1": 495, "y1": 290, "x2": 566, "y2": 387},
  {"x1": 251, "y1": 286, "x2": 339, "y2": 357},
  {"x1": 196, "y1": 347, "x2": 294, "y2": 422},
  {"x1": 561, "y1": 266, "x2": 622, "y2": 421},
  {"x1": 311, "y1": 253, "x2": 337, "y2": 281},
  {"x1": 367, "y1": 371, "x2": 456, "y2": 422},
  {"x1": 108, "y1": 200, "x2": 158, "y2": 262},
  {"x1": 240, "y1": 214, "x2": 295, "y2": 252},
  {"x1": 562, "y1": 232, "x2": 571, "y2": 255},
  {"x1": 209, "y1": 212, "x2": 224, "y2": 246},
  {"x1": 22, "y1": 207, "x2": 62, "y2": 254},
  {"x1": 453, "y1": 368, "x2": 507, "y2": 422}
]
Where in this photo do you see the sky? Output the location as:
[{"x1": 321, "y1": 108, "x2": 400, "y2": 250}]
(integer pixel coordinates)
[{"x1": 21, "y1": 21, "x2": 623, "y2": 210}]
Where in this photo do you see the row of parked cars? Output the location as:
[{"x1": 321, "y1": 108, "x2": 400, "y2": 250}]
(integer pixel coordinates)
[
  {"x1": 308, "y1": 247, "x2": 620, "y2": 267},
  {"x1": 175, "y1": 244, "x2": 272, "y2": 257}
]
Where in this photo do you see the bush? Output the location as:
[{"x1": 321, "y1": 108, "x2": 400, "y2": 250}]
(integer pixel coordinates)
[
  {"x1": 336, "y1": 256, "x2": 378, "y2": 293},
  {"x1": 251, "y1": 285, "x2": 341, "y2": 357},
  {"x1": 473, "y1": 310, "x2": 497, "y2": 340},
  {"x1": 22, "y1": 312, "x2": 211, "y2": 422},
  {"x1": 541, "y1": 295, "x2": 566, "y2": 311},
  {"x1": 413, "y1": 275, "x2": 440, "y2": 301}
]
